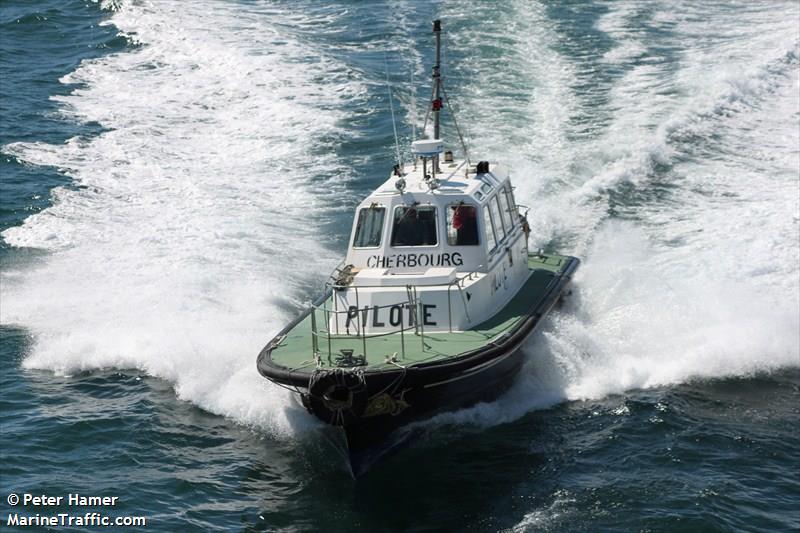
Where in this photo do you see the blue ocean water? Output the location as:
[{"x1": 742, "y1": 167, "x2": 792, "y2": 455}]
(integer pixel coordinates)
[{"x1": 1, "y1": 1, "x2": 798, "y2": 531}]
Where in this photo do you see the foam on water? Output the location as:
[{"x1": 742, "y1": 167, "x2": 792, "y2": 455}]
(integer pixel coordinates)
[
  {"x1": 426, "y1": 0, "x2": 800, "y2": 430},
  {"x1": 1, "y1": 0, "x2": 798, "y2": 441},
  {"x1": 505, "y1": 490, "x2": 577, "y2": 533},
  {"x1": 1, "y1": 0, "x2": 367, "y2": 435}
]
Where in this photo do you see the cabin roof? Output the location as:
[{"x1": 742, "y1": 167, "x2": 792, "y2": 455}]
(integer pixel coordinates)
[{"x1": 369, "y1": 160, "x2": 508, "y2": 202}]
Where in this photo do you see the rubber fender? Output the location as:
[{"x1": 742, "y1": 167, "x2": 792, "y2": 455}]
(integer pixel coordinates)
[{"x1": 305, "y1": 369, "x2": 368, "y2": 427}]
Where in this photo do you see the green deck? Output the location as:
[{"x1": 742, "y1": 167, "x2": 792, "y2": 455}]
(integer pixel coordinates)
[{"x1": 269, "y1": 254, "x2": 570, "y2": 372}]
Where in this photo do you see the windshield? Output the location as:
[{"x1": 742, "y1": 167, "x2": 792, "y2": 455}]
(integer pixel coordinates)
[{"x1": 391, "y1": 206, "x2": 438, "y2": 247}]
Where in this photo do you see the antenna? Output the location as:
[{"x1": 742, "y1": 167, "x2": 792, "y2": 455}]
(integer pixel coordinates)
[
  {"x1": 384, "y1": 50, "x2": 403, "y2": 174},
  {"x1": 410, "y1": 66, "x2": 417, "y2": 143},
  {"x1": 432, "y1": 19, "x2": 442, "y2": 171},
  {"x1": 440, "y1": 82, "x2": 470, "y2": 165},
  {"x1": 416, "y1": 21, "x2": 470, "y2": 168},
  {"x1": 439, "y1": 27, "x2": 469, "y2": 164}
]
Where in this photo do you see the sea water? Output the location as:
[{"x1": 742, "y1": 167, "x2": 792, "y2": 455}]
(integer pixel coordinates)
[{"x1": 1, "y1": 1, "x2": 798, "y2": 530}]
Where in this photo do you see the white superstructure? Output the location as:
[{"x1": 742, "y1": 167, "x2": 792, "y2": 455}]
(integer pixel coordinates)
[
  {"x1": 325, "y1": 19, "x2": 531, "y2": 336},
  {"x1": 329, "y1": 156, "x2": 531, "y2": 335}
]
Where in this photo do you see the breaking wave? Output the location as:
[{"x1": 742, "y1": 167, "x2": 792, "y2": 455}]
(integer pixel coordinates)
[
  {"x1": 2, "y1": 0, "x2": 798, "y2": 436},
  {"x1": 1, "y1": 0, "x2": 368, "y2": 435},
  {"x1": 426, "y1": 0, "x2": 800, "y2": 429}
]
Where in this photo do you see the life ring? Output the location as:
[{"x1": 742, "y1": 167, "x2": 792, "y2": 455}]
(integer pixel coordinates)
[{"x1": 304, "y1": 369, "x2": 368, "y2": 427}]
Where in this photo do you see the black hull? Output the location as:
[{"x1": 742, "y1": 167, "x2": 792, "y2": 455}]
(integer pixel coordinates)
[{"x1": 343, "y1": 341, "x2": 528, "y2": 476}]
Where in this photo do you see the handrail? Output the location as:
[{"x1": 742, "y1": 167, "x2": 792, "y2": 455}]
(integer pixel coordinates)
[
  {"x1": 315, "y1": 272, "x2": 476, "y2": 323},
  {"x1": 406, "y1": 284, "x2": 419, "y2": 335},
  {"x1": 308, "y1": 266, "x2": 482, "y2": 367},
  {"x1": 310, "y1": 292, "x2": 423, "y2": 364},
  {"x1": 315, "y1": 297, "x2": 429, "y2": 317},
  {"x1": 327, "y1": 267, "x2": 480, "y2": 292}
]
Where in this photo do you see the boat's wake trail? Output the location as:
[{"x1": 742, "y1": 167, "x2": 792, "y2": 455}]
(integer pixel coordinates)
[
  {"x1": 1, "y1": 0, "x2": 366, "y2": 435},
  {"x1": 1, "y1": 0, "x2": 798, "y2": 437},
  {"x1": 427, "y1": 0, "x2": 800, "y2": 427}
]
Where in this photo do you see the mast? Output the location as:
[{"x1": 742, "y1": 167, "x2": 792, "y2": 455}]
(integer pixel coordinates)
[{"x1": 432, "y1": 19, "x2": 442, "y2": 172}]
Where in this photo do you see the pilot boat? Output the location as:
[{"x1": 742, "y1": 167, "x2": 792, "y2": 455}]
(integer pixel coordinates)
[{"x1": 257, "y1": 20, "x2": 579, "y2": 476}]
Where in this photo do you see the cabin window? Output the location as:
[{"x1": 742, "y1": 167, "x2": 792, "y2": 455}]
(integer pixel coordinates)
[
  {"x1": 490, "y1": 195, "x2": 507, "y2": 241},
  {"x1": 498, "y1": 187, "x2": 514, "y2": 230},
  {"x1": 480, "y1": 183, "x2": 493, "y2": 195},
  {"x1": 446, "y1": 203, "x2": 479, "y2": 246},
  {"x1": 505, "y1": 185, "x2": 518, "y2": 220},
  {"x1": 352, "y1": 206, "x2": 386, "y2": 248},
  {"x1": 483, "y1": 205, "x2": 497, "y2": 252},
  {"x1": 391, "y1": 205, "x2": 438, "y2": 247}
]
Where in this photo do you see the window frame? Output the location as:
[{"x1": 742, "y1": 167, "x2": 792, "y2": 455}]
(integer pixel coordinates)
[
  {"x1": 498, "y1": 186, "x2": 515, "y2": 231},
  {"x1": 505, "y1": 184, "x2": 518, "y2": 219},
  {"x1": 446, "y1": 202, "x2": 481, "y2": 246},
  {"x1": 482, "y1": 204, "x2": 498, "y2": 253},
  {"x1": 351, "y1": 205, "x2": 387, "y2": 249},
  {"x1": 490, "y1": 194, "x2": 507, "y2": 242},
  {"x1": 390, "y1": 204, "x2": 440, "y2": 248}
]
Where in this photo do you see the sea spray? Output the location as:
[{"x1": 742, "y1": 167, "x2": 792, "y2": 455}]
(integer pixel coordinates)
[{"x1": 1, "y1": 0, "x2": 365, "y2": 435}]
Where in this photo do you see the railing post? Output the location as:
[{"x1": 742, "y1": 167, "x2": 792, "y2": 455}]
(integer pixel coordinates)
[
  {"x1": 361, "y1": 308, "x2": 368, "y2": 361},
  {"x1": 458, "y1": 282, "x2": 471, "y2": 323},
  {"x1": 333, "y1": 291, "x2": 340, "y2": 335},
  {"x1": 323, "y1": 295, "x2": 332, "y2": 363},
  {"x1": 406, "y1": 285, "x2": 419, "y2": 336},
  {"x1": 400, "y1": 316, "x2": 405, "y2": 360},
  {"x1": 447, "y1": 284, "x2": 453, "y2": 333},
  {"x1": 354, "y1": 287, "x2": 367, "y2": 360},
  {"x1": 310, "y1": 307, "x2": 318, "y2": 357},
  {"x1": 418, "y1": 299, "x2": 425, "y2": 352}
]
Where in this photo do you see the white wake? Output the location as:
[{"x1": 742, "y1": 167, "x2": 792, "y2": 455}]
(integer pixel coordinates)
[{"x1": 2, "y1": 0, "x2": 367, "y2": 435}]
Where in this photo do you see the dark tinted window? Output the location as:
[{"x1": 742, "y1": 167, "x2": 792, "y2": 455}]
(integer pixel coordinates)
[{"x1": 391, "y1": 206, "x2": 438, "y2": 247}]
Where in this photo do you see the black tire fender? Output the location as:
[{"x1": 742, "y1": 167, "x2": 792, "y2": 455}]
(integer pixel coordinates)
[{"x1": 305, "y1": 369, "x2": 368, "y2": 427}]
